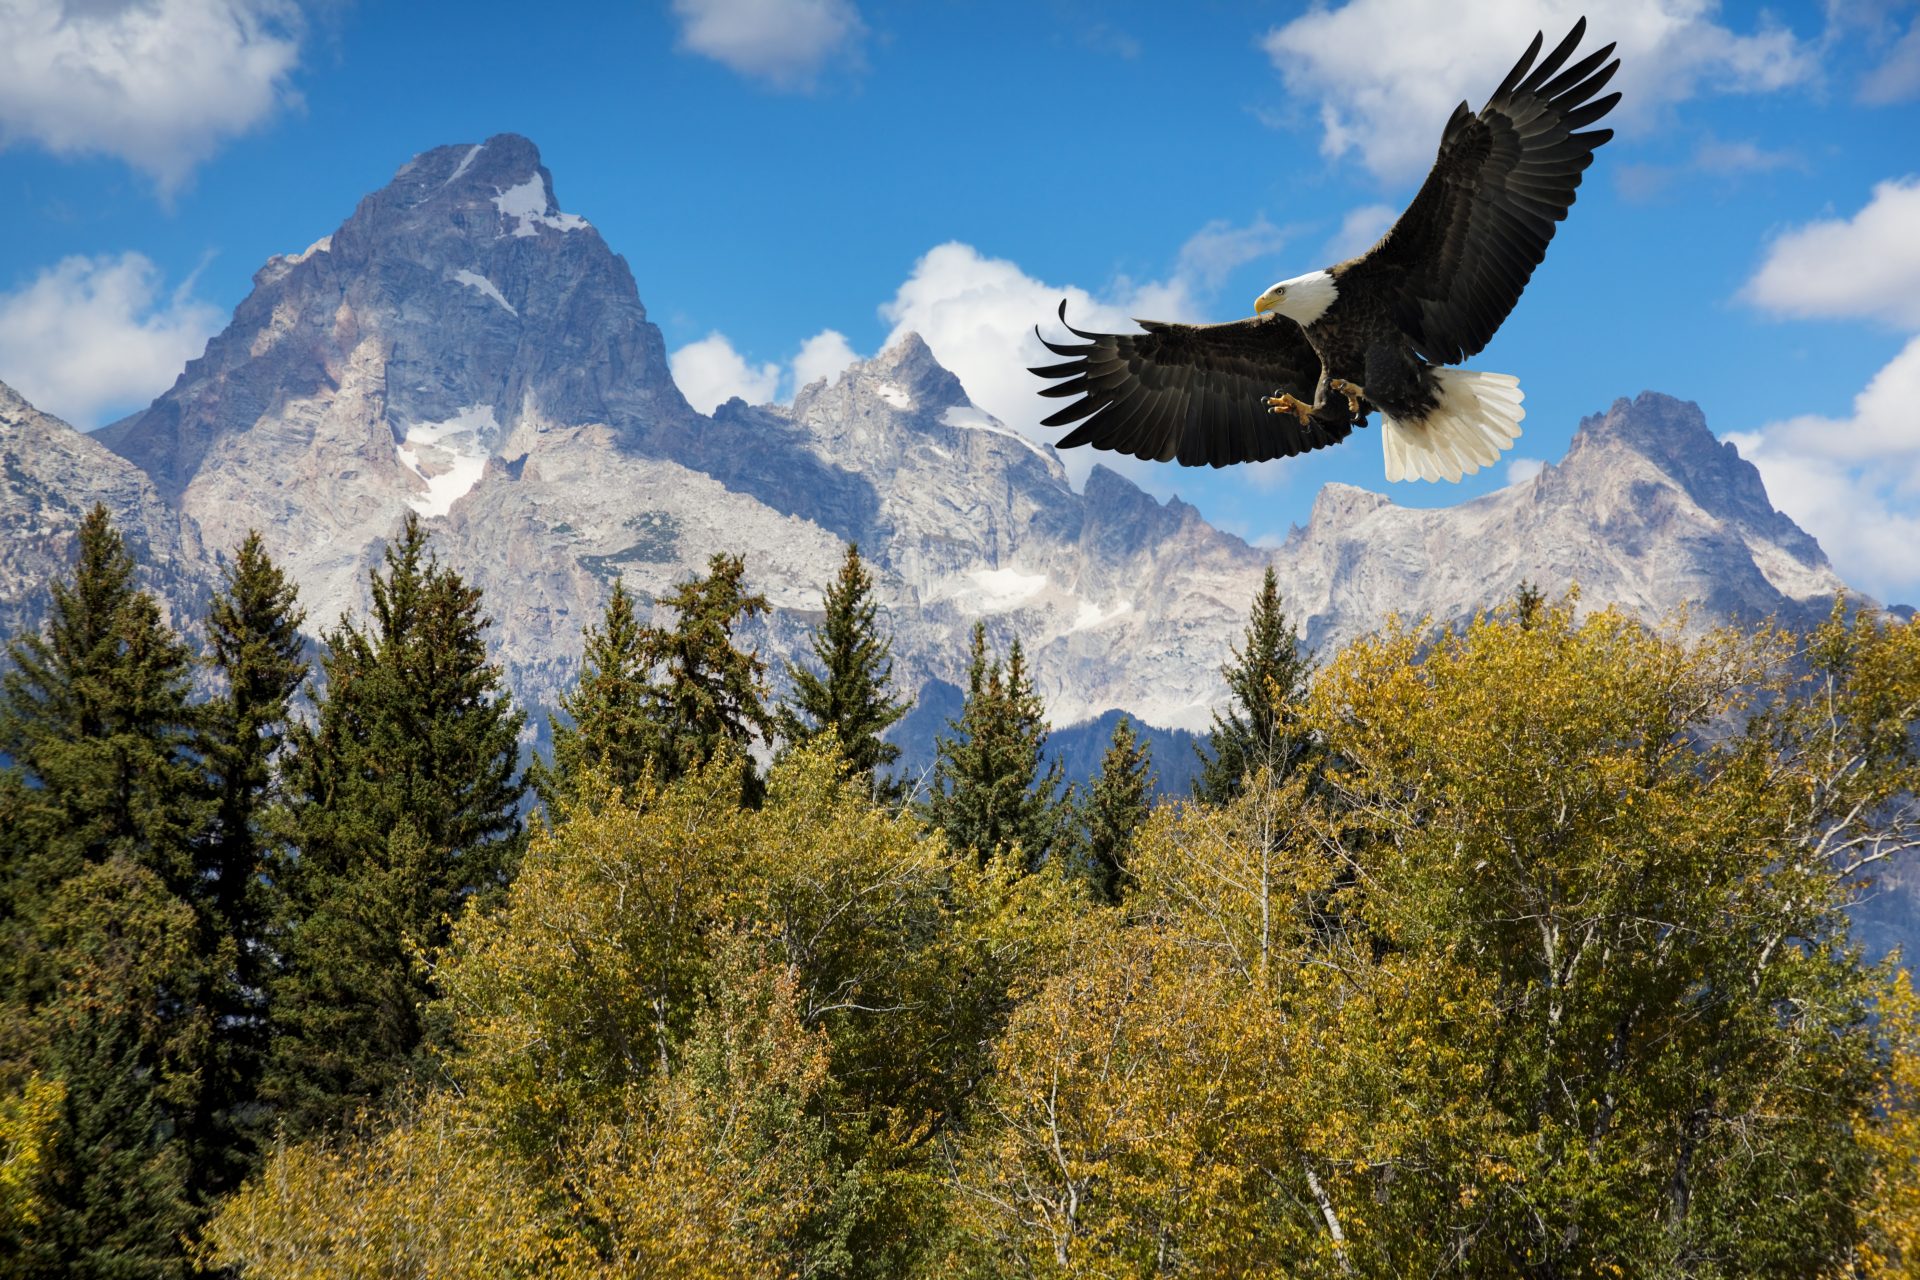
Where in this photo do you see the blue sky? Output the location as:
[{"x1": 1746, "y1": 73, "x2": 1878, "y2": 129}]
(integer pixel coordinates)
[{"x1": 3, "y1": 0, "x2": 1919, "y2": 603}]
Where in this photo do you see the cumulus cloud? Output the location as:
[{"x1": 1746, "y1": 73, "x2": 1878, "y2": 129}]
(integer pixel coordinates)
[
  {"x1": 1261, "y1": 0, "x2": 1815, "y2": 181},
  {"x1": 791, "y1": 328, "x2": 860, "y2": 391},
  {"x1": 1733, "y1": 179, "x2": 1920, "y2": 602},
  {"x1": 1741, "y1": 177, "x2": 1920, "y2": 327},
  {"x1": 1722, "y1": 340, "x2": 1920, "y2": 601},
  {"x1": 0, "y1": 0, "x2": 304, "y2": 193},
  {"x1": 0, "y1": 252, "x2": 221, "y2": 428},
  {"x1": 874, "y1": 217, "x2": 1308, "y2": 488},
  {"x1": 669, "y1": 331, "x2": 781, "y2": 413},
  {"x1": 670, "y1": 0, "x2": 864, "y2": 91}
]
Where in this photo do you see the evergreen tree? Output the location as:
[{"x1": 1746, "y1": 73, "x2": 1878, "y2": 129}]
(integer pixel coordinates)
[
  {"x1": 19, "y1": 857, "x2": 205, "y2": 1280},
  {"x1": 637, "y1": 552, "x2": 773, "y2": 798},
  {"x1": 195, "y1": 531, "x2": 306, "y2": 1194},
  {"x1": 777, "y1": 543, "x2": 910, "y2": 797},
  {"x1": 1193, "y1": 567, "x2": 1312, "y2": 805},
  {"x1": 1078, "y1": 715, "x2": 1155, "y2": 904},
  {"x1": 1514, "y1": 578, "x2": 1547, "y2": 628},
  {"x1": 0, "y1": 505, "x2": 208, "y2": 951},
  {"x1": 531, "y1": 580, "x2": 655, "y2": 812},
  {"x1": 268, "y1": 514, "x2": 524, "y2": 1137},
  {"x1": 926, "y1": 623, "x2": 1065, "y2": 867}
]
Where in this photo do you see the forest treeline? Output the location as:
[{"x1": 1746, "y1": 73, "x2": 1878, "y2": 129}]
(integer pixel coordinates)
[{"x1": 3, "y1": 504, "x2": 1920, "y2": 1277}]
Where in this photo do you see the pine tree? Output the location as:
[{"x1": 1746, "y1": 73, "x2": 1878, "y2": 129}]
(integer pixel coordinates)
[
  {"x1": 532, "y1": 580, "x2": 655, "y2": 811},
  {"x1": 637, "y1": 552, "x2": 774, "y2": 798},
  {"x1": 777, "y1": 543, "x2": 910, "y2": 797},
  {"x1": 268, "y1": 514, "x2": 524, "y2": 1137},
  {"x1": 1078, "y1": 715, "x2": 1155, "y2": 904},
  {"x1": 926, "y1": 623, "x2": 1065, "y2": 867},
  {"x1": 1193, "y1": 567, "x2": 1312, "y2": 805},
  {"x1": 0, "y1": 505, "x2": 208, "y2": 944},
  {"x1": 195, "y1": 531, "x2": 306, "y2": 1195},
  {"x1": 19, "y1": 857, "x2": 206, "y2": 1280}
]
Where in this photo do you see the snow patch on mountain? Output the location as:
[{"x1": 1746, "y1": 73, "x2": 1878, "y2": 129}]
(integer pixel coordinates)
[
  {"x1": 1071, "y1": 598, "x2": 1133, "y2": 632},
  {"x1": 447, "y1": 143, "x2": 484, "y2": 186},
  {"x1": 969, "y1": 565, "x2": 1049, "y2": 611},
  {"x1": 942, "y1": 405, "x2": 1055, "y2": 464},
  {"x1": 874, "y1": 381, "x2": 912, "y2": 410},
  {"x1": 493, "y1": 175, "x2": 589, "y2": 237},
  {"x1": 453, "y1": 269, "x2": 516, "y2": 315},
  {"x1": 395, "y1": 404, "x2": 500, "y2": 517}
]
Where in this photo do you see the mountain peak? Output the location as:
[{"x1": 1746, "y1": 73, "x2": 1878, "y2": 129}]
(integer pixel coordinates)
[{"x1": 845, "y1": 332, "x2": 968, "y2": 414}]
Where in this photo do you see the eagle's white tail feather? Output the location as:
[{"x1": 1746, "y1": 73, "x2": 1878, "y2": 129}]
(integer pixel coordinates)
[{"x1": 1380, "y1": 369, "x2": 1524, "y2": 483}]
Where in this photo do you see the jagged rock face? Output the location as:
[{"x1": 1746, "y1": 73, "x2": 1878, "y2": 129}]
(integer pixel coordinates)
[
  {"x1": 0, "y1": 381, "x2": 207, "y2": 642},
  {"x1": 1266, "y1": 392, "x2": 1847, "y2": 656},
  {"x1": 82, "y1": 135, "x2": 1849, "y2": 737},
  {"x1": 97, "y1": 133, "x2": 691, "y2": 632}
]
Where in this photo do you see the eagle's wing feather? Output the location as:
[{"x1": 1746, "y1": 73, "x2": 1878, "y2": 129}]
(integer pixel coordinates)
[
  {"x1": 1028, "y1": 303, "x2": 1344, "y2": 467},
  {"x1": 1355, "y1": 18, "x2": 1620, "y2": 365}
]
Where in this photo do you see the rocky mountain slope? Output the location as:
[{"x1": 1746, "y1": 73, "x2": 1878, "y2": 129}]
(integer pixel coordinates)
[
  {"x1": 0, "y1": 381, "x2": 208, "y2": 643},
  {"x1": 6, "y1": 134, "x2": 1848, "y2": 748}
]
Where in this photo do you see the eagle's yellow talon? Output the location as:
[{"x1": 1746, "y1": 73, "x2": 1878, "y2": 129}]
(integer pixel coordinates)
[
  {"x1": 1264, "y1": 393, "x2": 1312, "y2": 426},
  {"x1": 1328, "y1": 378, "x2": 1367, "y2": 416}
]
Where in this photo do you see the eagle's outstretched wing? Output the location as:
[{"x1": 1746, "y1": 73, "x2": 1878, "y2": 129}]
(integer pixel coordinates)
[
  {"x1": 1028, "y1": 303, "x2": 1344, "y2": 467},
  {"x1": 1354, "y1": 18, "x2": 1620, "y2": 366}
]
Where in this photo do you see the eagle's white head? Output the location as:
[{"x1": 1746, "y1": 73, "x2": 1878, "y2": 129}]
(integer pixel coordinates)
[{"x1": 1254, "y1": 270, "x2": 1338, "y2": 327}]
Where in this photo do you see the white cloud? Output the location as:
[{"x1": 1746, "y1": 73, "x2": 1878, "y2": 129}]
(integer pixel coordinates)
[
  {"x1": 670, "y1": 0, "x2": 863, "y2": 91},
  {"x1": 1506, "y1": 456, "x2": 1548, "y2": 486},
  {"x1": 1323, "y1": 204, "x2": 1398, "y2": 260},
  {"x1": 1261, "y1": 0, "x2": 1815, "y2": 181},
  {"x1": 669, "y1": 331, "x2": 781, "y2": 413},
  {"x1": 0, "y1": 0, "x2": 304, "y2": 193},
  {"x1": 1742, "y1": 177, "x2": 1920, "y2": 327},
  {"x1": 1733, "y1": 177, "x2": 1920, "y2": 600},
  {"x1": 877, "y1": 227, "x2": 1313, "y2": 490},
  {"x1": 1861, "y1": 14, "x2": 1920, "y2": 103},
  {"x1": 1723, "y1": 342, "x2": 1920, "y2": 602},
  {"x1": 791, "y1": 328, "x2": 859, "y2": 391},
  {"x1": 0, "y1": 252, "x2": 220, "y2": 428}
]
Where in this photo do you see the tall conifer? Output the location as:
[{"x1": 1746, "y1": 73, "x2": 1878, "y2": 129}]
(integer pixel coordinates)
[
  {"x1": 1078, "y1": 715, "x2": 1154, "y2": 904},
  {"x1": 1193, "y1": 567, "x2": 1312, "y2": 805},
  {"x1": 268, "y1": 514, "x2": 524, "y2": 1137},
  {"x1": 638, "y1": 552, "x2": 773, "y2": 798},
  {"x1": 0, "y1": 505, "x2": 207, "y2": 930},
  {"x1": 777, "y1": 543, "x2": 909, "y2": 796},
  {"x1": 532, "y1": 579, "x2": 655, "y2": 811},
  {"x1": 195, "y1": 531, "x2": 306, "y2": 1193},
  {"x1": 0, "y1": 507, "x2": 209, "y2": 1277},
  {"x1": 926, "y1": 623, "x2": 1064, "y2": 867}
]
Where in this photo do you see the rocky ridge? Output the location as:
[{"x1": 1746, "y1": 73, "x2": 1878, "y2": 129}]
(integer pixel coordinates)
[{"x1": 2, "y1": 134, "x2": 1852, "y2": 743}]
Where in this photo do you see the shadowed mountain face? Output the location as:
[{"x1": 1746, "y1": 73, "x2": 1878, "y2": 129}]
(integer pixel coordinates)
[{"x1": 17, "y1": 135, "x2": 1846, "y2": 748}]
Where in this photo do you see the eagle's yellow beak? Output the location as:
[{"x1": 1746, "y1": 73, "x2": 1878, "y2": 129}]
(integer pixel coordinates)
[{"x1": 1253, "y1": 288, "x2": 1282, "y2": 316}]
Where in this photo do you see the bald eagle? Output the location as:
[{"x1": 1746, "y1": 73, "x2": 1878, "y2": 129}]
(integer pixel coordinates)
[{"x1": 1031, "y1": 19, "x2": 1619, "y2": 483}]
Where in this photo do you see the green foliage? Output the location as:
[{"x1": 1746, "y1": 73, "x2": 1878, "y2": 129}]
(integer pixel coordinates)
[
  {"x1": 635, "y1": 552, "x2": 774, "y2": 798},
  {"x1": 268, "y1": 513, "x2": 525, "y2": 1138},
  {"x1": 925, "y1": 623, "x2": 1066, "y2": 868},
  {"x1": 1192, "y1": 565, "x2": 1312, "y2": 805},
  {"x1": 0, "y1": 505, "x2": 208, "y2": 971},
  {"x1": 532, "y1": 580, "x2": 655, "y2": 812},
  {"x1": 538, "y1": 555, "x2": 774, "y2": 811},
  {"x1": 1069, "y1": 714, "x2": 1154, "y2": 904},
  {"x1": 777, "y1": 542, "x2": 911, "y2": 798},
  {"x1": 196, "y1": 530, "x2": 307, "y2": 1195},
  {"x1": 18, "y1": 857, "x2": 208, "y2": 1280},
  {"x1": 0, "y1": 508, "x2": 214, "y2": 1276}
]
